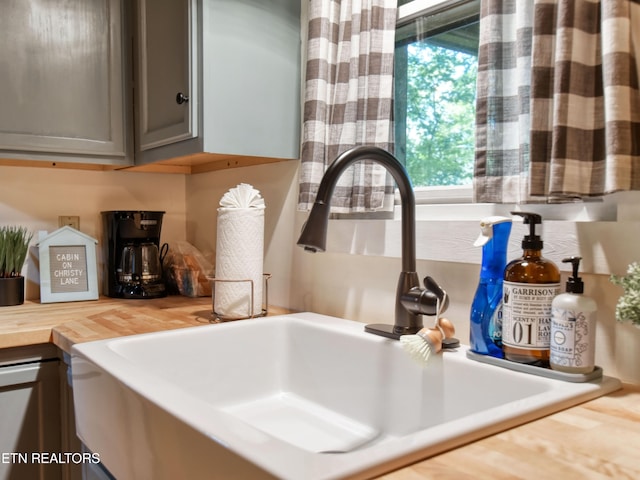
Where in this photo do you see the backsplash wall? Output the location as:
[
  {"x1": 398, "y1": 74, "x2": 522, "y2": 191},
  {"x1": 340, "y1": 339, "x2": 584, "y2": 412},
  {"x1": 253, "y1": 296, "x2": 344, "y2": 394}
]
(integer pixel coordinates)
[
  {"x1": 185, "y1": 160, "x2": 300, "y2": 310},
  {"x1": 184, "y1": 161, "x2": 640, "y2": 385},
  {"x1": 290, "y1": 246, "x2": 640, "y2": 384},
  {"x1": 0, "y1": 165, "x2": 187, "y2": 299},
  {"x1": 1, "y1": 161, "x2": 637, "y2": 384}
]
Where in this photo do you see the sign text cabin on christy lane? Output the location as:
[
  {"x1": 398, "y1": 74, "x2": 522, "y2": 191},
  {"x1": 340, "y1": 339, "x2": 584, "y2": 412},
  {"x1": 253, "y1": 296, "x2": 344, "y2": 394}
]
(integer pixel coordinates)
[{"x1": 48, "y1": 245, "x2": 88, "y2": 293}]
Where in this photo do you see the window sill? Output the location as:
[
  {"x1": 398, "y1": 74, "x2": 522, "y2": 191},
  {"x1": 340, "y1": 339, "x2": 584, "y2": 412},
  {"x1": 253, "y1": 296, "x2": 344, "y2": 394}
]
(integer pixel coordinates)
[
  {"x1": 410, "y1": 201, "x2": 617, "y2": 222},
  {"x1": 322, "y1": 191, "x2": 640, "y2": 276}
]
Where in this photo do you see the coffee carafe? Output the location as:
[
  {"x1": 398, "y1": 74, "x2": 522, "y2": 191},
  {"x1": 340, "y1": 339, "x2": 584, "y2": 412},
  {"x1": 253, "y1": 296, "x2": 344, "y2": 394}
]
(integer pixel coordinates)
[
  {"x1": 118, "y1": 242, "x2": 167, "y2": 285},
  {"x1": 102, "y1": 211, "x2": 168, "y2": 299}
]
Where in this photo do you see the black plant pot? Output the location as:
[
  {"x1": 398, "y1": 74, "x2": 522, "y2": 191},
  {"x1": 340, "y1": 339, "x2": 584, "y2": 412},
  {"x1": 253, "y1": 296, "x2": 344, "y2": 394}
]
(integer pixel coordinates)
[{"x1": 0, "y1": 276, "x2": 25, "y2": 307}]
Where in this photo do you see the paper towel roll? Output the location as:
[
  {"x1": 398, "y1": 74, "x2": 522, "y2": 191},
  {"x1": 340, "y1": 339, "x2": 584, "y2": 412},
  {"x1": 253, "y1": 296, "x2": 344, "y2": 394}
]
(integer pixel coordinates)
[{"x1": 214, "y1": 184, "x2": 265, "y2": 318}]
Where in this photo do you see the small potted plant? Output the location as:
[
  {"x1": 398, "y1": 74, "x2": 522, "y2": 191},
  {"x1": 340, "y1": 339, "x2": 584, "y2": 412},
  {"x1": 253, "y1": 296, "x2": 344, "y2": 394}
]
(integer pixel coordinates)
[
  {"x1": 610, "y1": 261, "x2": 640, "y2": 328},
  {"x1": 0, "y1": 226, "x2": 33, "y2": 306}
]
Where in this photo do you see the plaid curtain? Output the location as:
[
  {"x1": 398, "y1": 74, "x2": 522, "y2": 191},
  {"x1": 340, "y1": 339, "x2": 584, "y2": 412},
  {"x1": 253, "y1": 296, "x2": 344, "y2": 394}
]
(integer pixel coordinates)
[
  {"x1": 298, "y1": 0, "x2": 398, "y2": 213},
  {"x1": 474, "y1": 0, "x2": 535, "y2": 203},
  {"x1": 475, "y1": 0, "x2": 640, "y2": 203}
]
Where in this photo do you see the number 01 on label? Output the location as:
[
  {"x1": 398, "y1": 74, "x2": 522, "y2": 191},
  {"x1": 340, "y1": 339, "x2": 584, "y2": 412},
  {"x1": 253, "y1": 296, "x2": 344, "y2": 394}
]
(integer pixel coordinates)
[{"x1": 501, "y1": 281, "x2": 561, "y2": 349}]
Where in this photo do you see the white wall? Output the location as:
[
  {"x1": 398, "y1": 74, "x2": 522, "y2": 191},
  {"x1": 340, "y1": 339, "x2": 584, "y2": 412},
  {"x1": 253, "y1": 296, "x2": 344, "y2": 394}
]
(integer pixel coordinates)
[
  {"x1": 287, "y1": 204, "x2": 640, "y2": 384},
  {"x1": 0, "y1": 165, "x2": 187, "y2": 299},
  {"x1": 290, "y1": 243, "x2": 640, "y2": 384},
  {"x1": 185, "y1": 160, "x2": 300, "y2": 309},
  {"x1": 2, "y1": 160, "x2": 638, "y2": 384},
  {"x1": 184, "y1": 160, "x2": 640, "y2": 384}
]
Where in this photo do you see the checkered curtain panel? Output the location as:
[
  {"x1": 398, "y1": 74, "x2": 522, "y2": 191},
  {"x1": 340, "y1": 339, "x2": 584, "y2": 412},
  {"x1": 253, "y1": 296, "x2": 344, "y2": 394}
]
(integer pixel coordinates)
[
  {"x1": 474, "y1": 0, "x2": 535, "y2": 203},
  {"x1": 475, "y1": 0, "x2": 640, "y2": 203},
  {"x1": 298, "y1": 0, "x2": 398, "y2": 213}
]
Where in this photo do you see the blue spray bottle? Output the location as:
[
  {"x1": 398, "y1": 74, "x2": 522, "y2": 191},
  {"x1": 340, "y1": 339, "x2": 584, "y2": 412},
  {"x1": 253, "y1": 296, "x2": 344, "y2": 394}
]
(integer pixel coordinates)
[{"x1": 470, "y1": 216, "x2": 512, "y2": 358}]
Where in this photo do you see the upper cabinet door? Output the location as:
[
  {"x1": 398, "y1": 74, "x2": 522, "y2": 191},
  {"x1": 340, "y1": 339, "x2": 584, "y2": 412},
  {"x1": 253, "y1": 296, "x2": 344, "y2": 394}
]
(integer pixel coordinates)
[
  {"x1": 134, "y1": 0, "x2": 196, "y2": 151},
  {"x1": 133, "y1": 0, "x2": 301, "y2": 169},
  {"x1": 0, "y1": 0, "x2": 131, "y2": 165},
  {"x1": 201, "y1": 0, "x2": 301, "y2": 161}
]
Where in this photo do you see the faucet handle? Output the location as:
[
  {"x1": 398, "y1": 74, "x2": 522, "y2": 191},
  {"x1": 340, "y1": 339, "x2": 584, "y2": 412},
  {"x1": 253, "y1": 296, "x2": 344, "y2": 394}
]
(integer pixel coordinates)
[
  {"x1": 399, "y1": 276, "x2": 449, "y2": 317},
  {"x1": 423, "y1": 276, "x2": 449, "y2": 312},
  {"x1": 424, "y1": 277, "x2": 460, "y2": 349}
]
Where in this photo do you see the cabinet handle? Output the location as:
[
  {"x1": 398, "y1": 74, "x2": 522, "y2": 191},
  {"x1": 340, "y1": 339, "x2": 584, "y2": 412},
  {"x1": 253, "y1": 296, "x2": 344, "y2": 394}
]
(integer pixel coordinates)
[{"x1": 176, "y1": 92, "x2": 189, "y2": 105}]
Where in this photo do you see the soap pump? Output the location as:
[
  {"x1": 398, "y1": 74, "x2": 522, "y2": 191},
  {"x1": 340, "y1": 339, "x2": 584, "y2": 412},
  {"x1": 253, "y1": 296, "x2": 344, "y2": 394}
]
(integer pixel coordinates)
[
  {"x1": 502, "y1": 211, "x2": 560, "y2": 366},
  {"x1": 470, "y1": 216, "x2": 512, "y2": 358},
  {"x1": 550, "y1": 256, "x2": 597, "y2": 374}
]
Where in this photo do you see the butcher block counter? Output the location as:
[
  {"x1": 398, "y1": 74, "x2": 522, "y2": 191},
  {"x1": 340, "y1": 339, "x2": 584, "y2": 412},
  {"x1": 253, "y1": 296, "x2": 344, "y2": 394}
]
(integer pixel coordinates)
[
  {"x1": 0, "y1": 296, "x2": 638, "y2": 479},
  {"x1": 0, "y1": 295, "x2": 289, "y2": 352}
]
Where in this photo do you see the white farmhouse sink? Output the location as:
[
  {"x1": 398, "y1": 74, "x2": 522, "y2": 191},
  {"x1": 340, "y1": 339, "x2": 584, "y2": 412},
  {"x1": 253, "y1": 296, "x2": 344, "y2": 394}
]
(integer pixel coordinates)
[{"x1": 71, "y1": 313, "x2": 621, "y2": 480}]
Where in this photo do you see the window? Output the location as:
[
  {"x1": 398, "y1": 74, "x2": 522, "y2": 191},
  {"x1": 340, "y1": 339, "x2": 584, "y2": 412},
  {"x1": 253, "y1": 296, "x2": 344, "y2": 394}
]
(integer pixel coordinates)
[{"x1": 394, "y1": 0, "x2": 480, "y2": 202}]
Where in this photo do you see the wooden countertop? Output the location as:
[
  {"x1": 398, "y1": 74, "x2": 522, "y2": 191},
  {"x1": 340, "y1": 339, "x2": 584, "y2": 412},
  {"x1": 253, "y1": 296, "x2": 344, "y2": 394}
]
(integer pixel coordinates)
[
  {"x1": 0, "y1": 297, "x2": 637, "y2": 479},
  {"x1": 0, "y1": 295, "x2": 289, "y2": 353},
  {"x1": 381, "y1": 383, "x2": 640, "y2": 479}
]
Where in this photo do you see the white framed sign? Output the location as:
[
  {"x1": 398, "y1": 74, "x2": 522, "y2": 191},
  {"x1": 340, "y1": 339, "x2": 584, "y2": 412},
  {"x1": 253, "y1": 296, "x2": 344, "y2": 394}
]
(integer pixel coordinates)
[{"x1": 37, "y1": 226, "x2": 99, "y2": 303}]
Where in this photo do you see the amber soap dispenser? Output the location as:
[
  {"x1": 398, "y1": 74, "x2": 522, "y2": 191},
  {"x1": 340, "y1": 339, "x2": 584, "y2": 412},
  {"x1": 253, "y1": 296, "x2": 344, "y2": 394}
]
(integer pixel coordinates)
[{"x1": 502, "y1": 212, "x2": 560, "y2": 366}]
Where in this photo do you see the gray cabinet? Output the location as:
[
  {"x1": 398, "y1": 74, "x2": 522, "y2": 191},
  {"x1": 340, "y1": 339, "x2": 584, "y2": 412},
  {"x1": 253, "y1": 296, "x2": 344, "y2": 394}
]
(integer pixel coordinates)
[
  {"x1": 0, "y1": 345, "x2": 61, "y2": 480},
  {"x1": 134, "y1": 0, "x2": 196, "y2": 153},
  {"x1": 60, "y1": 354, "x2": 82, "y2": 480},
  {"x1": 133, "y1": 0, "x2": 301, "y2": 167},
  {"x1": 0, "y1": 0, "x2": 300, "y2": 171},
  {"x1": 0, "y1": 0, "x2": 132, "y2": 167}
]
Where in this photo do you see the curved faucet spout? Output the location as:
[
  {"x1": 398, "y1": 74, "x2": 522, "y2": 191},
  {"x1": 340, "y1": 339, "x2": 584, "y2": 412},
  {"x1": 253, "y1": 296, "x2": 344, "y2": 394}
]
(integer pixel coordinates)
[
  {"x1": 298, "y1": 146, "x2": 415, "y2": 273},
  {"x1": 297, "y1": 146, "x2": 447, "y2": 339}
]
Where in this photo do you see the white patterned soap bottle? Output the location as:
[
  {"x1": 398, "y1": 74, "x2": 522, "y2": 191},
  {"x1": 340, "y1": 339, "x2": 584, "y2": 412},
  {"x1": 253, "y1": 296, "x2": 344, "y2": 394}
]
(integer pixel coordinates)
[{"x1": 550, "y1": 257, "x2": 597, "y2": 374}]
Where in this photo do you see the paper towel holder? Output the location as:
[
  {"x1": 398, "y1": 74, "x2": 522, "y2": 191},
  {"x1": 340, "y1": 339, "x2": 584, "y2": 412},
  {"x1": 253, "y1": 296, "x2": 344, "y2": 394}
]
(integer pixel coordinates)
[{"x1": 209, "y1": 273, "x2": 272, "y2": 321}]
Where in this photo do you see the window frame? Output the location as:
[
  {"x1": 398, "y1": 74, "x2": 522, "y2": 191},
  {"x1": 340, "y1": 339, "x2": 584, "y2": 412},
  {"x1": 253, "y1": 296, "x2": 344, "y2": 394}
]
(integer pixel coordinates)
[
  {"x1": 395, "y1": 0, "x2": 480, "y2": 205},
  {"x1": 393, "y1": 0, "x2": 617, "y2": 222},
  {"x1": 302, "y1": 0, "x2": 633, "y2": 273}
]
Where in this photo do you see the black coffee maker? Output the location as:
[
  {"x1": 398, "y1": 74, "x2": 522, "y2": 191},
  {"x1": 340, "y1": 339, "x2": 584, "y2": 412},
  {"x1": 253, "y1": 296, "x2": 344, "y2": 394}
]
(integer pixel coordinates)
[{"x1": 102, "y1": 211, "x2": 168, "y2": 299}]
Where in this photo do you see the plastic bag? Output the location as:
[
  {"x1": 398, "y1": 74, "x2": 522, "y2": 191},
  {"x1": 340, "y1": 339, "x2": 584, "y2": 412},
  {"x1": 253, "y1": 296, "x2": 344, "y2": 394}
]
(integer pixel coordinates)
[{"x1": 164, "y1": 241, "x2": 214, "y2": 297}]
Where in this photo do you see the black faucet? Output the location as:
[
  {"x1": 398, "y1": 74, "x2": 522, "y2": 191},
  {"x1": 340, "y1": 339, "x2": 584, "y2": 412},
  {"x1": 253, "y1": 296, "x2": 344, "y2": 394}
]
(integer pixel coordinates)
[{"x1": 297, "y1": 146, "x2": 449, "y2": 340}]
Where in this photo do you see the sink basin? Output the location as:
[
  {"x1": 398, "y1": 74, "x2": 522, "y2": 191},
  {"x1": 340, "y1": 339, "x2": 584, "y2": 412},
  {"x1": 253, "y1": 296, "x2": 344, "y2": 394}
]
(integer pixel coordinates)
[{"x1": 71, "y1": 312, "x2": 621, "y2": 479}]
